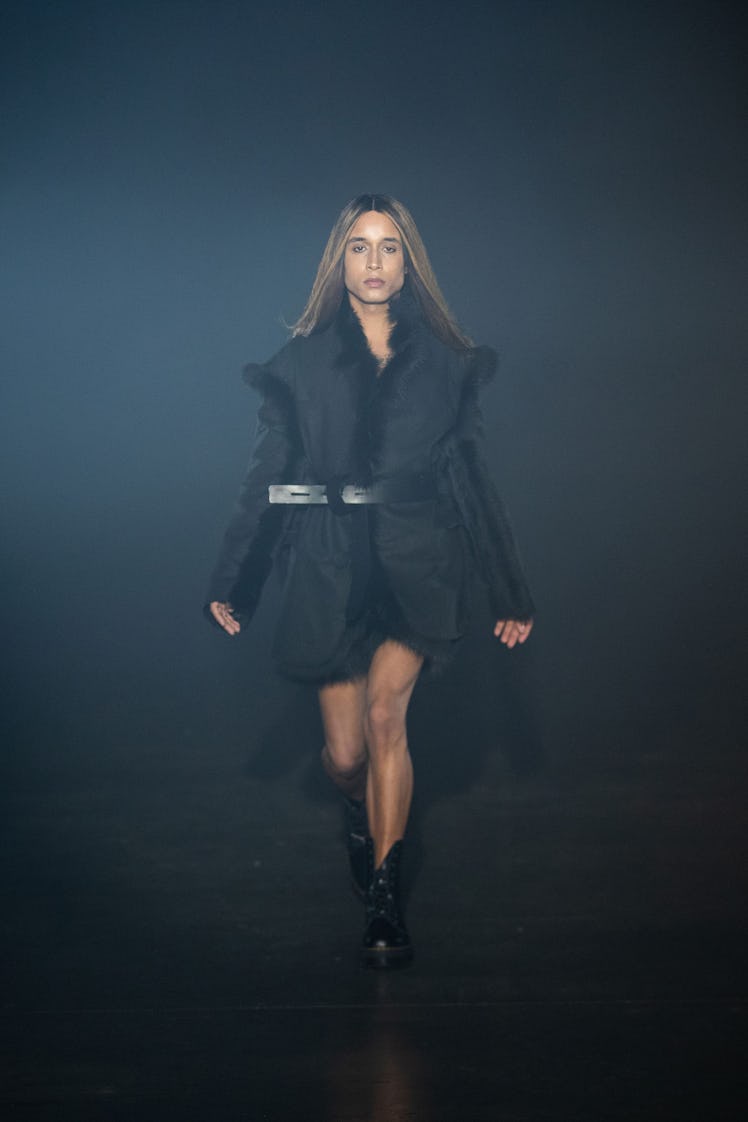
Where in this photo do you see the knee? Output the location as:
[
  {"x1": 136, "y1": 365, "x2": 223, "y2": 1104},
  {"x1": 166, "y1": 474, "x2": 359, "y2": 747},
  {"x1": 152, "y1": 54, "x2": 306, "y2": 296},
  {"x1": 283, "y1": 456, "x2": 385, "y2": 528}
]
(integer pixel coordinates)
[
  {"x1": 321, "y1": 741, "x2": 366, "y2": 780},
  {"x1": 365, "y1": 696, "x2": 406, "y2": 753}
]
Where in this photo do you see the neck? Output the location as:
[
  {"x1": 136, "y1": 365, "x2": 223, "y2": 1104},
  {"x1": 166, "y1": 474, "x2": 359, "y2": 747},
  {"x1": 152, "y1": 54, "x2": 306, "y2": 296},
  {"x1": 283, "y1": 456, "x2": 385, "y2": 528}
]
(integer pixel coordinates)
[
  {"x1": 346, "y1": 292, "x2": 391, "y2": 327},
  {"x1": 347, "y1": 293, "x2": 393, "y2": 363}
]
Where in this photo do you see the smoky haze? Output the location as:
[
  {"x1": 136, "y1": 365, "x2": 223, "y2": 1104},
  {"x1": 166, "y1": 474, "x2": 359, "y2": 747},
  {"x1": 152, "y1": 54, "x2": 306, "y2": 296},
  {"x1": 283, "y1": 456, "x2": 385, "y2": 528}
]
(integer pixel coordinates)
[{"x1": 1, "y1": 0, "x2": 746, "y2": 774}]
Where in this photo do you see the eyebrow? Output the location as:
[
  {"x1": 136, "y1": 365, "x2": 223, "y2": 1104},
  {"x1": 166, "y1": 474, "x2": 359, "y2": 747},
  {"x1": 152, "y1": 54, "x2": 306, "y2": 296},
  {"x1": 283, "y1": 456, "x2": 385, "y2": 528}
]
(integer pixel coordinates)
[{"x1": 347, "y1": 235, "x2": 401, "y2": 243}]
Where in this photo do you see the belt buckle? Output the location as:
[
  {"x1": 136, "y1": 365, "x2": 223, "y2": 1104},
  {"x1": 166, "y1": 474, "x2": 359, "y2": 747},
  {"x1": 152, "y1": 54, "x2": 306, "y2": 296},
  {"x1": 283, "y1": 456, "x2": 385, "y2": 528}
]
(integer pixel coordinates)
[{"x1": 326, "y1": 476, "x2": 353, "y2": 515}]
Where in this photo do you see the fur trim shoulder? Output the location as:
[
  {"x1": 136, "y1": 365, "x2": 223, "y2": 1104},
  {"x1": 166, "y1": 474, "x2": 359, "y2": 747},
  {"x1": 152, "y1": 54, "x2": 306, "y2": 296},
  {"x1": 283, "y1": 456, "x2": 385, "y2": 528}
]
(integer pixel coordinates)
[
  {"x1": 241, "y1": 336, "x2": 299, "y2": 391},
  {"x1": 240, "y1": 340, "x2": 300, "y2": 436}
]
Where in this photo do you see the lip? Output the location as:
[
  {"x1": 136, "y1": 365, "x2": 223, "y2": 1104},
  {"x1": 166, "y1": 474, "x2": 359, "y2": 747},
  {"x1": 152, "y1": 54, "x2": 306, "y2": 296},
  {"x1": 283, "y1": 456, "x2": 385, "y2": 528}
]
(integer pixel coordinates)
[{"x1": 364, "y1": 278, "x2": 385, "y2": 286}]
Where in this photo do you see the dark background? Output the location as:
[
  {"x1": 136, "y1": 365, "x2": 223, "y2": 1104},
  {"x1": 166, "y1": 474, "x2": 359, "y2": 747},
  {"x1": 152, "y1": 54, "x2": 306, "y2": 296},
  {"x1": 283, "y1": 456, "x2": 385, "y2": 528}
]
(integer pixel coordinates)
[
  {"x1": 2, "y1": 0, "x2": 745, "y2": 769},
  {"x1": 1, "y1": 1, "x2": 747, "y2": 1113},
  {"x1": 2, "y1": 2, "x2": 744, "y2": 1113}
]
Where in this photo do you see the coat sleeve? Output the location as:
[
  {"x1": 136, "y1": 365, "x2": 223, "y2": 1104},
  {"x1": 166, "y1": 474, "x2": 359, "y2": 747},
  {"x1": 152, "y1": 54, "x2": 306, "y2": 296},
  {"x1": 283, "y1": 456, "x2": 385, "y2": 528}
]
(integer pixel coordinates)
[
  {"x1": 205, "y1": 344, "x2": 300, "y2": 624},
  {"x1": 443, "y1": 347, "x2": 535, "y2": 622}
]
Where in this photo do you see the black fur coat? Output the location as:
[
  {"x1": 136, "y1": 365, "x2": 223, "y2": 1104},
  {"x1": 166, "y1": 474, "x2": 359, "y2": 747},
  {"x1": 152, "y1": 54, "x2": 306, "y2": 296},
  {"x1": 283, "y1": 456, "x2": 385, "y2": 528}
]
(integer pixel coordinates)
[{"x1": 206, "y1": 288, "x2": 534, "y2": 681}]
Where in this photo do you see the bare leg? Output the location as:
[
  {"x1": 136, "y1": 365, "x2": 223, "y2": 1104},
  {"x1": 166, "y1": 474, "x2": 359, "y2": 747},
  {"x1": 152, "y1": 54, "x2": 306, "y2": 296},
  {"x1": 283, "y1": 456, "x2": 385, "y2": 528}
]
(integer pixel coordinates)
[
  {"x1": 318, "y1": 678, "x2": 368, "y2": 800},
  {"x1": 318, "y1": 644, "x2": 423, "y2": 865},
  {"x1": 318, "y1": 677, "x2": 370, "y2": 896},
  {"x1": 318, "y1": 644, "x2": 422, "y2": 965},
  {"x1": 364, "y1": 641, "x2": 423, "y2": 867}
]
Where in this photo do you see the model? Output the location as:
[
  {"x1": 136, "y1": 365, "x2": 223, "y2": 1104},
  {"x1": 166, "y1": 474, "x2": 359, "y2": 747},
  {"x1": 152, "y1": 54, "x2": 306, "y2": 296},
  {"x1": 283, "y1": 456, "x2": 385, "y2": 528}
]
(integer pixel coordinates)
[{"x1": 206, "y1": 194, "x2": 534, "y2": 968}]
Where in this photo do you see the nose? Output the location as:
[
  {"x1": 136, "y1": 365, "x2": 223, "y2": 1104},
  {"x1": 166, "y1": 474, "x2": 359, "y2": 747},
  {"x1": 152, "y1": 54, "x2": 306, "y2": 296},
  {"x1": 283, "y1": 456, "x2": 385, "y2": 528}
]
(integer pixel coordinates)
[{"x1": 367, "y1": 248, "x2": 382, "y2": 269}]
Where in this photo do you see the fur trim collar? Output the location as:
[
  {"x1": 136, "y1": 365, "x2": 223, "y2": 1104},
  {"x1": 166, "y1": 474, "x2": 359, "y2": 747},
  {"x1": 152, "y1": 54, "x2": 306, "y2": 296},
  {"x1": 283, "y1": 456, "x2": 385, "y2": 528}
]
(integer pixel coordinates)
[
  {"x1": 332, "y1": 279, "x2": 430, "y2": 384},
  {"x1": 240, "y1": 283, "x2": 498, "y2": 484},
  {"x1": 330, "y1": 282, "x2": 435, "y2": 483}
]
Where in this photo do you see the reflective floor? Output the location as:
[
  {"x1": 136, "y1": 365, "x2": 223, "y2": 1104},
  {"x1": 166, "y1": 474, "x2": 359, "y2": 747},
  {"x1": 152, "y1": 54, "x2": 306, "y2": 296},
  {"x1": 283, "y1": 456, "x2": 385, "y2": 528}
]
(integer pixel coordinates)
[{"x1": 2, "y1": 649, "x2": 747, "y2": 1120}]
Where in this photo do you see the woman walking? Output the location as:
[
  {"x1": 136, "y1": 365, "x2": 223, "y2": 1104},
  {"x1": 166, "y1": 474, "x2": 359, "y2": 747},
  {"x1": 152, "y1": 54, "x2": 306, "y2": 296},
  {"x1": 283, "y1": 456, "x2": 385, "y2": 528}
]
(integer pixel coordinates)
[{"x1": 206, "y1": 195, "x2": 534, "y2": 967}]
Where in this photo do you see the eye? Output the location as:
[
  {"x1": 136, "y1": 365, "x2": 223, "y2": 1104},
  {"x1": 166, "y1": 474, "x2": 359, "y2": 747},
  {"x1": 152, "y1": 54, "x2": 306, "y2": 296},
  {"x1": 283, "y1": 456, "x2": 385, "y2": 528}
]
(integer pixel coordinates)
[
  {"x1": 350, "y1": 244, "x2": 367, "y2": 253},
  {"x1": 383, "y1": 244, "x2": 399, "y2": 254}
]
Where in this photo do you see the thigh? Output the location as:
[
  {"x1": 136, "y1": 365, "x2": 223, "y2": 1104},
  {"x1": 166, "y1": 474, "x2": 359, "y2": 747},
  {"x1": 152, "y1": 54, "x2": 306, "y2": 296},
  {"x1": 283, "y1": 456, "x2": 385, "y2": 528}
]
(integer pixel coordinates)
[{"x1": 366, "y1": 641, "x2": 424, "y2": 718}]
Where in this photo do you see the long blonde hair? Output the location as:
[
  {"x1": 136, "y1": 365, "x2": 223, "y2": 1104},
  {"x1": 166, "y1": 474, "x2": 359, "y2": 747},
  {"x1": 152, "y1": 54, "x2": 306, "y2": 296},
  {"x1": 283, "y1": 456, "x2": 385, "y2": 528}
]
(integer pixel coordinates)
[{"x1": 292, "y1": 194, "x2": 472, "y2": 350}]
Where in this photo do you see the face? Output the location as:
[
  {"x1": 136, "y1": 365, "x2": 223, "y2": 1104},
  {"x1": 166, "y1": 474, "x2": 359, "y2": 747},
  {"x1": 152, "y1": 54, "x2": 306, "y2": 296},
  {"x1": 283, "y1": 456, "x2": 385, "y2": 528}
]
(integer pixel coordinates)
[{"x1": 343, "y1": 211, "x2": 406, "y2": 311}]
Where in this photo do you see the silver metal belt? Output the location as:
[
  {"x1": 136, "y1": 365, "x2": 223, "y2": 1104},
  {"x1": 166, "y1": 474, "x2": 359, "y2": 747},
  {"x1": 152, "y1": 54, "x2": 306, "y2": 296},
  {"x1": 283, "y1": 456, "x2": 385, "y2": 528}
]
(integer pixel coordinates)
[
  {"x1": 269, "y1": 484, "x2": 385, "y2": 505},
  {"x1": 268, "y1": 473, "x2": 438, "y2": 511}
]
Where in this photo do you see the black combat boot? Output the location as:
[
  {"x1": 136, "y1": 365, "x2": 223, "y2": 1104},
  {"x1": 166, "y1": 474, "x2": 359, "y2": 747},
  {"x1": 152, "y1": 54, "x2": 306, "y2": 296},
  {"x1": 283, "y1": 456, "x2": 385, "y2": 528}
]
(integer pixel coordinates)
[
  {"x1": 343, "y1": 795, "x2": 369, "y2": 899},
  {"x1": 361, "y1": 838, "x2": 413, "y2": 969}
]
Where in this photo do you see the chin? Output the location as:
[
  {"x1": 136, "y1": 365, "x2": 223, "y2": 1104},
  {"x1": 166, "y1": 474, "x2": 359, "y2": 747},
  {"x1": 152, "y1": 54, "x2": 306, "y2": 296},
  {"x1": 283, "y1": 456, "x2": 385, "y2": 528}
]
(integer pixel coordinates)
[{"x1": 349, "y1": 290, "x2": 389, "y2": 306}]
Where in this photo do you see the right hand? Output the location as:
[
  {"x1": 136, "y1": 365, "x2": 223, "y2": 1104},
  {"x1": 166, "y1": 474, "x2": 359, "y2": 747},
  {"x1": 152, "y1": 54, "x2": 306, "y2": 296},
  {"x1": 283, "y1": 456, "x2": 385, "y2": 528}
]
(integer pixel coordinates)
[{"x1": 209, "y1": 601, "x2": 241, "y2": 636}]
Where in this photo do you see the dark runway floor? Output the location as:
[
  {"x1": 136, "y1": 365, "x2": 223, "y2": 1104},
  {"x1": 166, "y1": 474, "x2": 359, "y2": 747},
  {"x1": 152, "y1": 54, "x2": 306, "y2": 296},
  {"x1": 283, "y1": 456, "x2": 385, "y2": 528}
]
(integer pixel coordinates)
[{"x1": 2, "y1": 660, "x2": 747, "y2": 1120}]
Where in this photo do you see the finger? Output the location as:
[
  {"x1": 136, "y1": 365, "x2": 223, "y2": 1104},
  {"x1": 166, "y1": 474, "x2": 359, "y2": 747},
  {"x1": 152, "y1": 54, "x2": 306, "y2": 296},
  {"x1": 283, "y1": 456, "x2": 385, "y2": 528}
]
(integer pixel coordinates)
[
  {"x1": 516, "y1": 619, "x2": 533, "y2": 644},
  {"x1": 496, "y1": 620, "x2": 514, "y2": 646},
  {"x1": 222, "y1": 604, "x2": 241, "y2": 635},
  {"x1": 506, "y1": 620, "x2": 533, "y2": 649},
  {"x1": 495, "y1": 619, "x2": 533, "y2": 647},
  {"x1": 210, "y1": 601, "x2": 240, "y2": 635},
  {"x1": 497, "y1": 621, "x2": 515, "y2": 644},
  {"x1": 502, "y1": 621, "x2": 528, "y2": 649}
]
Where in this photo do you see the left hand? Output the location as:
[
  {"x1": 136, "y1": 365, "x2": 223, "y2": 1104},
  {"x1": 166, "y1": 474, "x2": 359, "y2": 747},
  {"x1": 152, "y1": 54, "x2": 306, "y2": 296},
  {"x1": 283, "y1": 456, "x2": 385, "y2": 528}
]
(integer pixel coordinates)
[{"x1": 493, "y1": 618, "x2": 534, "y2": 649}]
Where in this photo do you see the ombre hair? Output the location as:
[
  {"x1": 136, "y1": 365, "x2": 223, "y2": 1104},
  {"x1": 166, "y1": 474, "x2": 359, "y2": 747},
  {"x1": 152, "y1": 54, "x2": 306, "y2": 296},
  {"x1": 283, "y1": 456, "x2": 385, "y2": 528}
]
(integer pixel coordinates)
[{"x1": 292, "y1": 194, "x2": 472, "y2": 350}]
